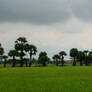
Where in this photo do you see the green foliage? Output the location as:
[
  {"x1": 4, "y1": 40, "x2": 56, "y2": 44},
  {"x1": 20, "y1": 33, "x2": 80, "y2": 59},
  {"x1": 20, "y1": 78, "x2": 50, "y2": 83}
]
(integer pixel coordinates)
[
  {"x1": 24, "y1": 44, "x2": 37, "y2": 55},
  {"x1": 15, "y1": 37, "x2": 27, "y2": 55},
  {"x1": 39, "y1": 52, "x2": 47, "y2": 57},
  {"x1": 39, "y1": 56, "x2": 48, "y2": 63},
  {"x1": 8, "y1": 50, "x2": 19, "y2": 57},
  {"x1": 0, "y1": 43, "x2": 4, "y2": 63},
  {"x1": 70, "y1": 48, "x2": 78, "y2": 58},
  {"x1": 3, "y1": 55, "x2": 8, "y2": 67},
  {"x1": 88, "y1": 51, "x2": 92, "y2": 63},
  {"x1": 38, "y1": 52, "x2": 48, "y2": 66},
  {"x1": 15, "y1": 37, "x2": 27, "y2": 44},
  {"x1": 59, "y1": 51, "x2": 67, "y2": 66},
  {"x1": 70, "y1": 48, "x2": 78, "y2": 66},
  {"x1": 52, "y1": 54, "x2": 60, "y2": 66},
  {"x1": 83, "y1": 50, "x2": 89, "y2": 55},
  {"x1": 3, "y1": 55, "x2": 8, "y2": 60},
  {"x1": 0, "y1": 43, "x2": 4, "y2": 55},
  {"x1": 24, "y1": 44, "x2": 37, "y2": 67},
  {"x1": 8, "y1": 50, "x2": 19, "y2": 67},
  {"x1": 77, "y1": 51, "x2": 85, "y2": 61},
  {"x1": 59, "y1": 51, "x2": 67, "y2": 56},
  {"x1": 15, "y1": 37, "x2": 28, "y2": 67},
  {"x1": 52, "y1": 54, "x2": 60, "y2": 61}
]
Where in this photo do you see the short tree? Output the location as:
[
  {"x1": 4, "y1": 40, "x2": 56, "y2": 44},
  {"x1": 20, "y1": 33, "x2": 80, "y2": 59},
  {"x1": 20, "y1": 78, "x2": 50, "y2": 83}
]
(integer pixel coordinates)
[
  {"x1": 8, "y1": 50, "x2": 19, "y2": 67},
  {"x1": 38, "y1": 52, "x2": 48, "y2": 66},
  {"x1": 70, "y1": 48, "x2": 78, "y2": 66},
  {"x1": 24, "y1": 44, "x2": 37, "y2": 67},
  {"x1": 59, "y1": 51, "x2": 67, "y2": 66},
  {"x1": 0, "y1": 43, "x2": 4, "y2": 63},
  {"x1": 3, "y1": 55, "x2": 8, "y2": 67},
  {"x1": 52, "y1": 54, "x2": 60, "y2": 66},
  {"x1": 83, "y1": 50, "x2": 89, "y2": 66},
  {"x1": 77, "y1": 51, "x2": 85, "y2": 66},
  {"x1": 88, "y1": 51, "x2": 92, "y2": 65}
]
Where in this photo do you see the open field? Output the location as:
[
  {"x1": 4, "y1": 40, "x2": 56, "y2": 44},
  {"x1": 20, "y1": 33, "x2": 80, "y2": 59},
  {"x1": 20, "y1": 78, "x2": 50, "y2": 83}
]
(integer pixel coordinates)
[{"x1": 0, "y1": 65, "x2": 92, "y2": 92}]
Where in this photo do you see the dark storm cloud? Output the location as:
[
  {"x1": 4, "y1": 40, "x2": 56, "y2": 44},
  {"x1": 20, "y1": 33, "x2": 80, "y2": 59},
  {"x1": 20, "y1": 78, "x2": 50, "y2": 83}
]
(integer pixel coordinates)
[
  {"x1": 0, "y1": 0, "x2": 92, "y2": 25},
  {"x1": 0, "y1": 0, "x2": 72, "y2": 25}
]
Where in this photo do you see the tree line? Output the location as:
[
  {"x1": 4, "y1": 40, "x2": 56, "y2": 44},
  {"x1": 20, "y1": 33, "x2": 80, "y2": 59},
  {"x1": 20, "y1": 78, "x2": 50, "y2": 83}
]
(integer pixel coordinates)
[{"x1": 0, "y1": 37, "x2": 92, "y2": 67}]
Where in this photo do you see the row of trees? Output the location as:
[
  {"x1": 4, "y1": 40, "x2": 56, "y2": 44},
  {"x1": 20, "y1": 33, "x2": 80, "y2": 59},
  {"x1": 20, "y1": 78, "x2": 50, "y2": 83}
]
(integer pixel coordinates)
[
  {"x1": 0, "y1": 37, "x2": 92, "y2": 67},
  {"x1": 53, "y1": 48, "x2": 92, "y2": 66},
  {"x1": 0, "y1": 37, "x2": 37, "y2": 67}
]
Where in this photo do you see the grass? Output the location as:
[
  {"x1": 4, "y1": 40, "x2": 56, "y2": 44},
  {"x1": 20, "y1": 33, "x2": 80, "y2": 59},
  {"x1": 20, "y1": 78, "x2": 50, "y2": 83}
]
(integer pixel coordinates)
[{"x1": 0, "y1": 65, "x2": 92, "y2": 92}]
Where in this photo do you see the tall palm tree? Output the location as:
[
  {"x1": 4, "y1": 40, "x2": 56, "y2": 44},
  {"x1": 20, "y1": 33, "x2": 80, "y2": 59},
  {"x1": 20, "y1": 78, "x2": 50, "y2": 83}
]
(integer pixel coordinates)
[
  {"x1": 3, "y1": 55, "x2": 8, "y2": 67},
  {"x1": 0, "y1": 43, "x2": 4, "y2": 63},
  {"x1": 59, "y1": 51, "x2": 67, "y2": 66},
  {"x1": 8, "y1": 50, "x2": 19, "y2": 67},
  {"x1": 77, "y1": 51, "x2": 85, "y2": 66},
  {"x1": 88, "y1": 51, "x2": 92, "y2": 65},
  {"x1": 24, "y1": 44, "x2": 37, "y2": 67},
  {"x1": 52, "y1": 54, "x2": 60, "y2": 66},
  {"x1": 83, "y1": 50, "x2": 89, "y2": 66},
  {"x1": 70, "y1": 48, "x2": 78, "y2": 66},
  {"x1": 15, "y1": 37, "x2": 27, "y2": 67}
]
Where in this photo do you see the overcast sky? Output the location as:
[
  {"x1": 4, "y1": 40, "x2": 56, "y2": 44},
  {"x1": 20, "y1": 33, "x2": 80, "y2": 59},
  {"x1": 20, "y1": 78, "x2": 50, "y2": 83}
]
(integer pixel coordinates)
[{"x1": 0, "y1": 0, "x2": 92, "y2": 59}]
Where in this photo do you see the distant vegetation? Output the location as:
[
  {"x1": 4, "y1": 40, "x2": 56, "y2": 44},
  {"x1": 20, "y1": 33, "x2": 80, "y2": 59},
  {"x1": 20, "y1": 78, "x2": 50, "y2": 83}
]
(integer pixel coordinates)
[{"x1": 0, "y1": 37, "x2": 92, "y2": 67}]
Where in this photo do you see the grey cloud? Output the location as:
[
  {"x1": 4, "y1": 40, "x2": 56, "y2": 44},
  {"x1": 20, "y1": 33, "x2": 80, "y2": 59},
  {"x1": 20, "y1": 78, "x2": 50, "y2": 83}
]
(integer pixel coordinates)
[
  {"x1": 0, "y1": 0, "x2": 72, "y2": 25},
  {"x1": 0, "y1": 30, "x2": 6, "y2": 34},
  {"x1": 0, "y1": 0, "x2": 92, "y2": 25},
  {"x1": 72, "y1": 0, "x2": 92, "y2": 21}
]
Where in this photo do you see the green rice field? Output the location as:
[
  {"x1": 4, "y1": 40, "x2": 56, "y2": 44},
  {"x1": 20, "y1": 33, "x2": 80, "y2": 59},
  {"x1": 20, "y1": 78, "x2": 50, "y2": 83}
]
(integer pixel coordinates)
[{"x1": 0, "y1": 65, "x2": 92, "y2": 92}]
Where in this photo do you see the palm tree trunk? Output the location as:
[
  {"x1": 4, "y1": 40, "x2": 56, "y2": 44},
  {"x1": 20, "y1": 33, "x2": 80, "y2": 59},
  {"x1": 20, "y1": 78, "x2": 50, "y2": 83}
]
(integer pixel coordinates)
[
  {"x1": 12, "y1": 56, "x2": 16, "y2": 67},
  {"x1": 43, "y1": 61, "x2": 46, "y2": 66},
  {"x1": 29, "y1": 54, "x2": 32, "y2": 67},
  {"x1": 0, "y1": 56, "x2": 3, "y2": 64},
  {"x1": 80, "y1": 60, "x2": 83, "y2": 66},
  {"x1": 20, "y1": 57, "x2": 23, "y2": 67},
  {"x1": 62, "y1": 56, "x2": 64, "y2": 66},
  {"x1": 72, "y1": 57, "x2": 76, "y2": 66},
  {"x1": 85, "y1": 59, "x2": 88, "y2": 66},
  {"x1": 85, "y1": 56, "x2": 88, "y2": 66},
  {"x1": 4, "y1": 60, "x2": 6, "y2": 68},
  {"x1": 25, "y1": 62, "x2": 28, "y2": 67},
  {"x1": 56, "y1": 59, "x2": 58, "y2": 66},
  {"x1": 20, "y1": 50, "x2": 25, "y2": 67},
  {"x1": 88, "y1": 58, "x2": 91, "y2": 66}
]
